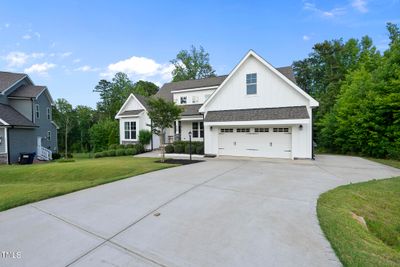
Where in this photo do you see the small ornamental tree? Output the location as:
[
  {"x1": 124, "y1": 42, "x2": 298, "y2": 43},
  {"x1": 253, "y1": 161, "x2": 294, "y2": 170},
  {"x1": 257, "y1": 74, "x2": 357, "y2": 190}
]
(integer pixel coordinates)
[{"x1": 147, "y1": 97, "x2": 182, "y2": 162}]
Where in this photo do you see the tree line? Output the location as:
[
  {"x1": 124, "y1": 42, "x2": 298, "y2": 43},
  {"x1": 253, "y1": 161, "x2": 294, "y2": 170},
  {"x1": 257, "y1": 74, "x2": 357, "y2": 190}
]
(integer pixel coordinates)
[
  {"x1": 294, "y1": 23, "x2": 399, "y2": 159},
  {"x1": 53, "y1": 46, "x2": 215, "y2": 155}
]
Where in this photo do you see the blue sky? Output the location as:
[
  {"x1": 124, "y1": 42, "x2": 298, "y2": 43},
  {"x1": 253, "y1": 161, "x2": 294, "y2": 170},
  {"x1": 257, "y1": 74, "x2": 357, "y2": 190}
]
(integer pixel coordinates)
[{"x1": 1, "y1": 0, "x2": 399, "y2": 107}]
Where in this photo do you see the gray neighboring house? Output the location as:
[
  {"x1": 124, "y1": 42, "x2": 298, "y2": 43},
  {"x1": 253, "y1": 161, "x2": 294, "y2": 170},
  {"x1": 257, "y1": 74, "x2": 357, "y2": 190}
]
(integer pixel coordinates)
[{"x1": 0, "y1": 71, "x2": 58, "y2": 164}]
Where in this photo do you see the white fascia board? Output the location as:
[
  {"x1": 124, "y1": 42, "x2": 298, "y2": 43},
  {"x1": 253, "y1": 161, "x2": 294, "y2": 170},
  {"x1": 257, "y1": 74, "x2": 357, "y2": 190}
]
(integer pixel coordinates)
[
  {"x1": 204, "y1": 119, "x2": 310, "y2": 127},
  {"x1": 171, "y1": 86, "x2": 218, "y2": 94},
  {"x1": 0, "y1": 118, "x2": 10, "y2": 126},
  {"x1": 180, "y1": 116, "x2": 203, "y2": 121},
  {"x1": 115, "y1": 113, "x2": 143, "y2": 119},
  {"x1": 199, "y1": 50, "x2": 319, "y2": 112},
  {"x1": 36, "y1": 87, "x2": 55, "y2": 105},
  {"x1": 115, "y1": 94, "x2": 146, "y2": 118},
  {"x1": 1, "y1": 75, "x2": 28, "y2": 95}
]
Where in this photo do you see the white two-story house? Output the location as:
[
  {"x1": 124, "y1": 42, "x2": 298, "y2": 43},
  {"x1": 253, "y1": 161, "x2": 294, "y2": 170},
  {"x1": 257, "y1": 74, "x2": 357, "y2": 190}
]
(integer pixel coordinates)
[{"x1": 116, "y1": 50, "x2": 319, "y2": 159}]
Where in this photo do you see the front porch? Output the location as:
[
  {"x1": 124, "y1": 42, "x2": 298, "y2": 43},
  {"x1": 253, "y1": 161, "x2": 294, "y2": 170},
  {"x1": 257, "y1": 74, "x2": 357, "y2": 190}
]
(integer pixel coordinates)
[{"x1": 167, "y1": 116, "x2": 204, "y2": 144}]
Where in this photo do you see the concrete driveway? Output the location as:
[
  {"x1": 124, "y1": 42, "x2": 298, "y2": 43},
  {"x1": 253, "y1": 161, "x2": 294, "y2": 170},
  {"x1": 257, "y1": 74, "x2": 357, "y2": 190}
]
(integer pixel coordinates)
[{"x1": 1, "y1": 155, "x2": 400, "y2": 267}]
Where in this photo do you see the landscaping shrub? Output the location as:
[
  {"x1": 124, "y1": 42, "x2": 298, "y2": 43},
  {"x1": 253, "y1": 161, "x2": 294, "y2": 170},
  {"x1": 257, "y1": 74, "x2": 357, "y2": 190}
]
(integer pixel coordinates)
[
  {"x1": 134, "y1": 144, "x2": 145, "y2": 153},
  {"x1": 174, "y1": 143, "x2": 184, "y2": 153},
  {"x1": 94, "y1": 152, "x2": 103, "y2": 158},
  {"x1": 109, "y1": 144, "x2": 118, "y2": 150},
  {"x1": 100, "y1": 151, "x2": 107, "y2": 157},
  {"x1": 131, "y1": 148, "x2": 138, "y2": 155},
  {"x1": 196, "y1": 143, "x2": 204, "y2": 155},
  {"x1": 139, "y1": 130, "x2": 152, "y2": 146},
  {"x1": 165, "y1": 144, "x2": 174, "y2": 153},
  {"x1": 107, "y1": 150, "x2": 116, "y2": 157},
  {"x1": 118, "y1": 144, "x2": 125, "y2": 149},
  {"x1": 125, "y1": 148, "x2": 134, "y2": 155},
  {"x1": 125, "y1": 144, "x2": 134, "y2": 149},
  {"x1": 184, "y1": 143, "x2": 192, "y2": 154},
  {"x1": 116, "y1": 149, "x2": 126, "y2": 156},
  {"x1": 52, "y1": 153, "x2": 61, "y2": 160}
]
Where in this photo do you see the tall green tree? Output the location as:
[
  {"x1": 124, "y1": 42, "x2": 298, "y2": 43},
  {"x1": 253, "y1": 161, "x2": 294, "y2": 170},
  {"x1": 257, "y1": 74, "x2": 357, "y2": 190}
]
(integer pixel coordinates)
[
  {"x1": 171, "y1": 45, "x2": 216, "y2": 82},
  {"x1": 132, "y1": 80, "x2": 159, "y2": 97},
  {"x1": 53, "y1": 98, "x2": 75, "y2": 157},
  {"x1": 75, "y1": 105, "x2": 95, "y2": 152},
  {"x1": 89, "y1": 120, "x2": 119, "y2": 152},
  {"x1": 147, "y1": 97, "x2": 182, "y2": 162}
]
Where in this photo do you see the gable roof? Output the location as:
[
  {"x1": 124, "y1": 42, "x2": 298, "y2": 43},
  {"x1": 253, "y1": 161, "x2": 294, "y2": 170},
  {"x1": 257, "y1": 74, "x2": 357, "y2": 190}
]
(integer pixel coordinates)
[
  {"x1": 200, "y1": 50, "x2": 319, "y2": 112},
  {"x1": 115, "y1": 93, "x2": 148, "y2": 118},
  {"x1": 0, "y1": 71, "x2": 27, "y2": 94},
  {"x1": 204, "y1": 106, "x2": 309, "y2": 122},
  {"x1": 156, "y1": 75, "x2": 228, "y2": 101},
  {"x1": 118, "y1": 109, "x2": 145, "y2": 116},
  {"x1": 0, "y1": 103, "x2": 36, "y2": 127},
  {"x1": 8, "y1": 85, "x2": 46, "y2": 98}
]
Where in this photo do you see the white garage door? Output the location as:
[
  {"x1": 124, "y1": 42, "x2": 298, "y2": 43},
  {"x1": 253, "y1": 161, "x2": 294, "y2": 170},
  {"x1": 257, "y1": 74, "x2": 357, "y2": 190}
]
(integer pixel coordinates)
[{"x1": 218, "y1": 127, "x2": 292, "y2": 158}]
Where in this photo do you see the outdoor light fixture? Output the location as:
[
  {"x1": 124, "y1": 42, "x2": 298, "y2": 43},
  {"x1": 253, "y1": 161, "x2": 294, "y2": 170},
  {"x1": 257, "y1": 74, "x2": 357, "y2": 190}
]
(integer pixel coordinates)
[
  {"x1": 299, "y1": 124, "x2": 303, "y2": 130},
  {"x1": 0, "y1": 136, "x2": 2, "y2": 145},
  {"x1": 188, "y1": 131, "x2": 192, "y2": 161}
]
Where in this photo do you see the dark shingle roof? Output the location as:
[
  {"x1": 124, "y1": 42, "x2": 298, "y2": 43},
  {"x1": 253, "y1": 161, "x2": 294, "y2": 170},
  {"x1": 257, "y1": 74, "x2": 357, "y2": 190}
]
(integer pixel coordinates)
[
  {"x1": 276, "y1": 67, "x2": 297, "y2": 84},
  {"x1": 204, "y1": 106, "x2": 309, "y2": 122},
  {"x1": 156, "y1": 75, "x2": 228, "y2": 101},
  {"x1": 181, "y1": 104, "x2": 203, "y2": 116},
  {"x1": 0, "y1": 71, "x2": 26, "y2": 93},
  {"x1": 0, "y1": 104, "x2": 36, "y2": 127},
  {"x1": 8, "y1": 85, "x2": 46, "y2": 98},
  {"x1": 133, "y1": 94, "x2": 149, "y2": 109},
  {"x1": 119, "y1": 109, "x2": 145, "y2": 116}
]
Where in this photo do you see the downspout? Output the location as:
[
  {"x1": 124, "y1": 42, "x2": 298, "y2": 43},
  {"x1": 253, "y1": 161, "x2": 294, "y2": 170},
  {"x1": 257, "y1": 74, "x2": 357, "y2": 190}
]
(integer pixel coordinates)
[{"x1": 7, "y1": 127, "x2": 10, "y2": 164}]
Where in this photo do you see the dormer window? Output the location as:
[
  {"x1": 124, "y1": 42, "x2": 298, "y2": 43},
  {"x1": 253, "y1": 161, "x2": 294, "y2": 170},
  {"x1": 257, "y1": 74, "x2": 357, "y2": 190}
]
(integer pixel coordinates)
[
  {"x1": 180, "y1": 96, "x2": 187, "y2": 104},
  {"x1": 192, "y1": 96, "x2": 199, "y2": 104},
  {"x1": 246, "y1": 73, "x2": 257, "y2": 95}
]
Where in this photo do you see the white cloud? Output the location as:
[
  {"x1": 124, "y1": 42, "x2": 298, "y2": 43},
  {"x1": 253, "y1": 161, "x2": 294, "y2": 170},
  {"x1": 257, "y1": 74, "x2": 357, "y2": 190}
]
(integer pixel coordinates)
[
  {"x1": 101, "y1": 56, "x2": 174, "y2": 84},
  {"x1": 2, "y1": 51, "x2": 46, "y2": 67},
  {"x1": 5, "y1": 23, "x2": 10, "y2": 28},
  {"x1": 34, "y1": 32, "x2": 41, "y2": 39},
  {"x1": 4, "y1": 52, "x2": 29, "y2": 67},
  {"x1": 74, "y1": 65, "x2": 100, "y2": 72},
  {"x1": 24, "y1": 62, "x2": 56, "y2": 75},
  {"x1": 22, "y1": 34, "x2": 32, "y2": 40},
  {"x1": 60, "y1": 52, "x2": 72, "y2": 58},
  {"x1": 72, "y1": 58, "x2": 81, "y2": 63},
  {"x1": 303, "y1": 35, "x2": 310, "y2": 41},
  {"x1": 303, "y1": 2, "x2": 346, "y2": 18},
  {"x1": 352, "y1": 0, "x2": 368, "y2": 13}
]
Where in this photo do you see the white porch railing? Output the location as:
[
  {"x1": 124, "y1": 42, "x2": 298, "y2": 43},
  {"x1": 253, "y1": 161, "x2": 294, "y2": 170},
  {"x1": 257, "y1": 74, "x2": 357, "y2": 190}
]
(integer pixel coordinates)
[{"x1": 37, "y1": 146, "x2": 52, "y2": 161}]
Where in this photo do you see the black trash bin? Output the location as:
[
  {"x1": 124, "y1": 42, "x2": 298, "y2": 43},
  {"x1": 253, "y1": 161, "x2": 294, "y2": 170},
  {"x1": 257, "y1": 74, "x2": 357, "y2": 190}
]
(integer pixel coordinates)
[{"x1": 19, "y1": 153, "x2": 36, "y2": 164}]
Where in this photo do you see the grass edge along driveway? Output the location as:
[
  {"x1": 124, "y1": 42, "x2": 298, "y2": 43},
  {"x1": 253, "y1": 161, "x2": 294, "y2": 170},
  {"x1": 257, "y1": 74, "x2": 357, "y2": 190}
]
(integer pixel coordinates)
[
  {"x1": 317, "y1": 175, "x2": 400, "y2": 267},
  {"x1": 0, "y1": 156, "x2": 178, "y2": 212}
]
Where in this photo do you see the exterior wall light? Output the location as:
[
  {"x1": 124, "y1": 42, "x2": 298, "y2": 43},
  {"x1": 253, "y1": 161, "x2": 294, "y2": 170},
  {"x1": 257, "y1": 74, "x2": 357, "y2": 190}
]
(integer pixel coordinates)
[{"x1": 299, "y1": 125, "x2": 303, "y2": 130}]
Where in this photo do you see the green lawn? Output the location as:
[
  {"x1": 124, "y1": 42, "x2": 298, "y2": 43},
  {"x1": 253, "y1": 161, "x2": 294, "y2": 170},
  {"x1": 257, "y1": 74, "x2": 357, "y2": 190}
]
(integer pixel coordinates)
[
  {"x1": 0, "y1": 156, "x2": 177, "y2": 212},
  {"x1": 367, "y1": 158, "x2": 400, "y2": 169},
  {"x1": 317, "y1": 177, "x2": 400, "y2": 267}
]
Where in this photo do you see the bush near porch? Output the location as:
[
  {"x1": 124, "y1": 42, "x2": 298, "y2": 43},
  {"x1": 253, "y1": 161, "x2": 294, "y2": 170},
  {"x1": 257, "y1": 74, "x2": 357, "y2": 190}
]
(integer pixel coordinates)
[
  {"x1": 165, "y1": 141, "x2": 204, "y2": 155},
  {"x1": 94, "y1": 143, "x2": 145, "y2": 158}
]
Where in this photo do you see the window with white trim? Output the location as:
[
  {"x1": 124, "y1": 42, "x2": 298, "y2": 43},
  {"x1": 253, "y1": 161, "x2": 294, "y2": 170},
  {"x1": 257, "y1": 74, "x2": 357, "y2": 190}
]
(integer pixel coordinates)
[
  {"x1": 236, "y1": 128, "x2": 250, "y2": 133},
  {"x1": 35, "y1": 104, "x2": 40, "y2": 119},
  {"x1": 124, "y1": 121, "x2": 137, "y2": 140},
  {"x1": 255, "y1": 128, "x2": 269, "y2": 132},
  {"x1": 192, "y1": 122, "x2": 204, "y2": 138},
  {"x1": 180, "y1": 96, "x2": 187, "y2": 104},
  {"x1": 246, "y1": 73, "x2": 257, "y2": 95},
  {"x1": 47, "y1": 131, "x2": 51, "y2": 141},
  {"x1": 273, "y1": 127, "x2": 289, "y2": 133},
  {"x1": 220, "y1": 128, "x2": 233, "y2": 133},
  {"x1": 47, "y1": 107, "x2": 51, "y2": 120},
  {"x1": 192, "y1": 96, "x2": 199, "y2": 104}
]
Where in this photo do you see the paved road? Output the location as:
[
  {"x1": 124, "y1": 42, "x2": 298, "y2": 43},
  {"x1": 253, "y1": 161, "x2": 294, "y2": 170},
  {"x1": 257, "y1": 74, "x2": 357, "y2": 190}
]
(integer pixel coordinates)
[{"x1": 1, "y1": 155, "x2": 399, "y2": 267}]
